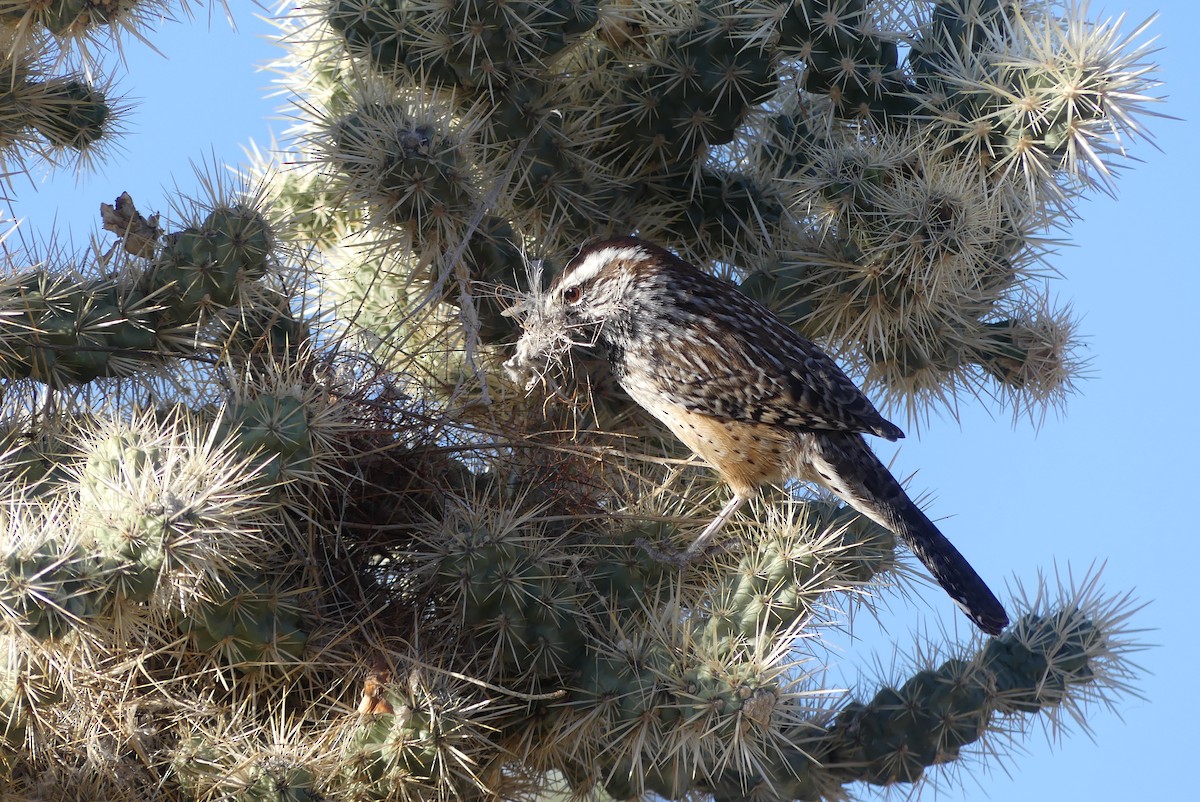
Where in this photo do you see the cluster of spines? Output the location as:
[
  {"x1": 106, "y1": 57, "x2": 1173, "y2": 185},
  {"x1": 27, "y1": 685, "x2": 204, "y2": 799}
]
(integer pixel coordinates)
[
  {"x1": 0, "y1": 357, "x2": 352, "y2": 792},
  {"x1": 779, "y1": 0, "x2": 915, "y2": 120},
  {"x1": 772, "y1": 129, "x2": 1071, "y2": 413},
  {"x1": 0, "y1": 200, "x2": 286, "y2": 387},
  {"x1": 0, "y1": 57, "x2": 112, "y2": 162},
  {"x1": 426, "y1": 499, "x2": 588, "y2": 684},
  {"x1": 0, "y1": 398, "x2": 319, "y2": 638},
  {"x1": 704, "y1": 594, "x2": 1130, "y2": 800},
  {"x1": 702, "y1": 500, "x2": 896, "y2": 640},
  {"x1": 368, "y1": 485, "x2": 897, "y2": 799},
  {"x1": 178, "y1": 569, "x2": 309, "y2": 671},
  {"x1": 1, "y1": 0, "x2": 139, "y2": 37},
  {"x1": 327, "y1": 0, "x2": 600, "y2": 91},
  {"x1": 0, "y1": 0, "x2": 178, "y2": 173}
]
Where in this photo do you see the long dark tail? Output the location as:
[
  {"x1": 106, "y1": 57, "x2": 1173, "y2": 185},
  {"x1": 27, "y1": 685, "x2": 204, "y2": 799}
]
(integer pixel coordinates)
[{"x1": 801, "y1": 432, "x2": 1009, "y2": 636}]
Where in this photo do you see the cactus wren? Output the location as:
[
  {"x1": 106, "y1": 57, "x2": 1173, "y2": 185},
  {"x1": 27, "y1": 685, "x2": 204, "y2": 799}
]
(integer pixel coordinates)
[{"x1": 504, "y1": 237, "x2": 1008, "y2": 635}]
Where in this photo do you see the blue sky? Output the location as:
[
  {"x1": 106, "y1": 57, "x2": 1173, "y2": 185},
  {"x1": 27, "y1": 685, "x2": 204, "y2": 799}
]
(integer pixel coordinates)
[{"x1": 8, "y1": 2, "x2": 1197, "y2": 800}]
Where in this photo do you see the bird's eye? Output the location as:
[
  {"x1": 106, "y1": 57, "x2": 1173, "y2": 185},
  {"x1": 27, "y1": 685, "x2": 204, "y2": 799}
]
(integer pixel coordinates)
[{"x1": 562, "y1": 285, "x2": 582, "y2": 304}]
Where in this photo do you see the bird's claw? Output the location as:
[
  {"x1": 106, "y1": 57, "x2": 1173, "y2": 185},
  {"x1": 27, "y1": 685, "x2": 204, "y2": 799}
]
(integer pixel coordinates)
[
  {"x1": 634, "y1": 537, "x2": 693, "y2": 568},
  {"x1": 634, "y1": 537, "x2": 737, "y2": 567}
]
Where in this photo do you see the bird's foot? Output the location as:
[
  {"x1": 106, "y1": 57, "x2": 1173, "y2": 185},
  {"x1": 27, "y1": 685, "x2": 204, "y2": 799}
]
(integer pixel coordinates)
[
  {"x1": 634, "y1": 538, "x2": 692, "y2": 568},
  {"x1": 634, "y1": 537, "x2": 737, "y2": 568}
]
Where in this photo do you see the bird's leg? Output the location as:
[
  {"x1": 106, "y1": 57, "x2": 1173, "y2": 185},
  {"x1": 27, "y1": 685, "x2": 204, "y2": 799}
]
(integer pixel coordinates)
[
  {"x1": 637, "y1": 494, "x2": 747, "y2": 567},
  {"x1": 684, "y1": 494, "x2": 746, "y2": 559}
]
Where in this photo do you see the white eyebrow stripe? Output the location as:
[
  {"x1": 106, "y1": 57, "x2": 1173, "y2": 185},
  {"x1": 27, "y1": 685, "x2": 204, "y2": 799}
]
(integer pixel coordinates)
[{"x1": 561, "y1": 245, "x2": 647, "y2": 288}]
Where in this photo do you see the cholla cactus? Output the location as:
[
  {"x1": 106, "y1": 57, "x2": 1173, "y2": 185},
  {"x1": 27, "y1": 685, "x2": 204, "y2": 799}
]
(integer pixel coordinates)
[
  {"x1": 0, "y1": 0, "x2": 199, "y2": 173},
  {"x1": 0, "y1": 0, "x2": 1162, "y2": 800}
]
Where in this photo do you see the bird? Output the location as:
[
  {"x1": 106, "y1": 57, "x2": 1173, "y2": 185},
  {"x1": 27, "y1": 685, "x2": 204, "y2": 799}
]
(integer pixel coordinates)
[{"x1": 504, "y1": 237, "x2": 1008, "y2": 636}]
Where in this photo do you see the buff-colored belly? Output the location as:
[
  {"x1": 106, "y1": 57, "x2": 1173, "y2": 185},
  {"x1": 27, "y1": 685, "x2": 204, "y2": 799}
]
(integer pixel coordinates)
[{"x1": 628, "y1": 390, "x2": 793, "y2": 498}]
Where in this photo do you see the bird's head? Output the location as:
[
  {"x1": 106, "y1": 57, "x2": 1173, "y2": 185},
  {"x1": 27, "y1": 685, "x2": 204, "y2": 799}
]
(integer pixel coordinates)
[{"x1": 503, "y1": 237, "x2": 658, "y2": 389}]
